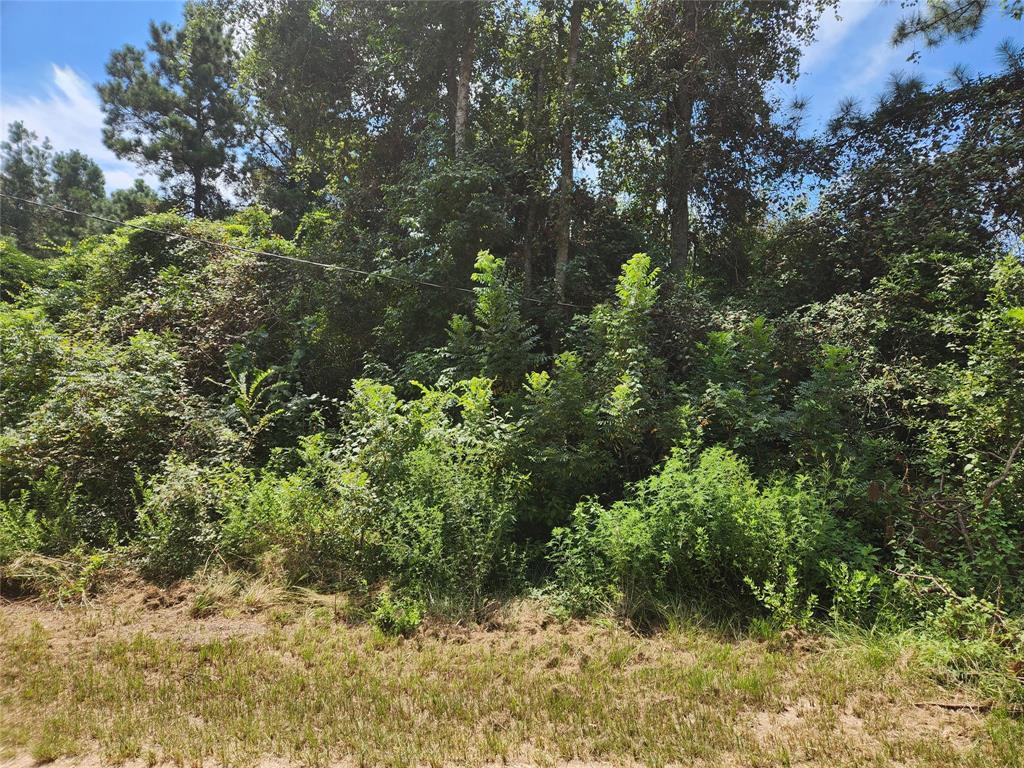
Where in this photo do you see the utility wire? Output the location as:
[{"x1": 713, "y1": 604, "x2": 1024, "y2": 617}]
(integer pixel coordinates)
[{"x1": 0, "y1": 192, "x2": 587, "y2": 310}]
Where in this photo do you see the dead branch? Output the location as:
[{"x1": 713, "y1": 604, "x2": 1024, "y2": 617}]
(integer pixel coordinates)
[{"x1": 983, "y1": 435, "x2": 1024, "y2": 509}]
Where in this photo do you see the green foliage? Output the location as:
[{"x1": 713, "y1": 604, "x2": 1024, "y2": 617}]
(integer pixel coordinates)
[
  {"x1": 106, "y1": 179, "x2": 161, "y2": 221},
  {"x1": 219, "y1": 433, "x2": 378, "y2": 585},
  {"x1": 822, "y1": 560, "x2": 883, "y2": 626},
  {"x1": 2, "y1": 0, "x2": 1022, "y2": 655},
  {"x1": 588, "y1": 253, "x2": 675, "y2": 465},
  {"x1": 0, "y1": 238, "x2": 44, "y2": 299},
  {"x1": 136, "y1": 459, "x2": 252, "y2": 582},
  {"x1": 0, "y1": 122, "x2": 53, "y2": 248},
  {"x1": 0, "y1": 467, "x2": 85, "y2": 567},
  {"x1": 746, "y1": 564, "x2": 819, "y2": 630},
  {"x1": 466, "y1": 250, "x2": 542, "y2": 389},
  {"x1": 217, "y1": 379, "x2": 525, "y2": 608},
  {"x1": 893, "y1": 572, "x2": 1024, "y2": 703},
  {"x1": 339, "y1": 378, "x2": 526, "y2": 606},
  {"x1": 98, "y1": 2, "x2": 247, "y2": 216},
  {"x1": 48, "y1": 150, "x2": 107, "y2": 243},
  {"x1": 551, "y1": 446, "x2": 837, "y2": 623},
  {"x1": 695, "y1": 317, "x2": 782, "y2": 465},
  {"x1": 0, "y1": 304, "x2": 61, "y2": 427},
  {"x1": 0, "y1": 495, "x2": 44, "y2": 565},
  {"x1": 1, "y1": 329, "x2": 225, "y2": 532},
  {"x1": 438, "y1": 250, "x2": 542, "y2": 390},
  {"x1": 517, "y1": 351, "x2": 610, "y2": 529},
  {"x1": 371, "y1": 587, "x2": 424, "y2": 637},
  {"x1": 226, "y1": 365, "x2": 286, "y2": 457},
  {"x1": 511, "y1": 253, "x2": 678, "y2": 531},
  {"x1": 909, "y1": 256, "x2": 1024, "y2": 604},
  {"x1": 0, "y1": 122, "x2": 151, "y2": 251}
]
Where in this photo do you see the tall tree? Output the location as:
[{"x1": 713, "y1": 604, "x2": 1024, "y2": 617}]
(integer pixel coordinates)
[
  {"x1": 105, "y1": 179, "x2": 161, "y2": 222},
  {"x1": 452, "y1": 2, "x2": 481, "y2": 157},
  {"x1": 49, "y1": 150, "x2": 107, "y2": 241},
  {"x1": 98, "y1": 2, "x2": 247, "y2": 217},
  {"x1": 496, "y1": 0, "x2": 624, "y2": 295},
  {"x1": 617, "y1": 0, "x2": 823, "y2": 279},
  {"x1": 51, "y1": 151, "x2": 105, "y2": 210},
  {"x1": 553, "y1": 0, "x2": 582, "y2": 297},
  {"x1": 825, "y1": 58, "x2": 1024, "y2": 272},
  {"x1": 506, "y1": 2, "x2": 556, "y2": 291},
  {"x1": 0, "y1": 122, "x2": 52, "y2": 249}
]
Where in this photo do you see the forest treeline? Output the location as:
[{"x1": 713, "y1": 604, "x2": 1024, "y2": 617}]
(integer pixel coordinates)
[{"x1": 1, "y1": 1, "x2": 1022, "y2": 653}]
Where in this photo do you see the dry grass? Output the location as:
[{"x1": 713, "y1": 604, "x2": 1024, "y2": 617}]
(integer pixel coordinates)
[{"x1": 0, "y1": 590, "x2": 1021, "y2": 768}]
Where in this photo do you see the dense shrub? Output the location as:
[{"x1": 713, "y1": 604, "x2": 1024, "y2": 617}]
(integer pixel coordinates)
[
  {"x1": 218, "y1": 378, "x2": 526, "y2": 608},
  {"x1": 551, "y1": 445, "x2": 838, "y2": 623},
  {"x1": 0, "y1": 494, "x2": 44, "y2": 565},
  {"x1": 136, "y1": 459, "x2": 252, "y2": 582},
  {"x1": 694, "y1": 317, "x2": 783, "y2": 467},
  {"x1": 338, "y1": 378, "x2": 526, "y2": 606},
  {"x1": 0, "y1": 304, "x2": 62, "y2": 427},
  {"x1": 441, "y1": 251, "x2": 542, "y2": 391},
  {"x1": 371, "y1": 587, "x2": 424, "y2": 637},
  {"x1": 513, "y1": 253, "x2": 683, "y2": 532},
  {"x1": 0, "y1": 206, "x2": 1019, "y2": 637},
  {"x1": 1, "y1": 329, "x2": 231, "y2": 533},
  {"x1": 0, "y1": 237, "x2": 43, "y2": 299},
  {"x1": 516, "y1": 351, "x2": 612, "y2": 531},
  {"x1": 219, "y1": 433, "x2": 379, "y2": 584},
  {"x1": 909, "y1": 257, "x2": 1024, "y2": 606}
]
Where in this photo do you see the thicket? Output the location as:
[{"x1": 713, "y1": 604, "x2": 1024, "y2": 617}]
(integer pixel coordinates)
[
  {"x1": 1, "y1": 3, "x2": 1022, "y2": 677},
  {"x1": 2, "y1": 217, "x2": 1021, "y2": 641}
]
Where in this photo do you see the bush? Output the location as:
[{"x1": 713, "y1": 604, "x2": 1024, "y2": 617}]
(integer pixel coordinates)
[
  {"x1": 0, "y1": 467, "x2": 87, "y2": 564},
  {"x1": 219, "y1": 378, "x2": 527, "y2": 610},
  {"x1": 441, "y1": 251, "x2": 541, "y2": 391},
  {"x1": 514, "y1": 253, "x2": 679, "y2": 531},
  {"x1": 0, "y1": 495, "x2": 44, "y2": 565},
  {"x1": 1, "y1": 331, "x2": 231, "y2": 533},
  {"x1": 516, "y1": 352, "x2": 612, "y2": 530},
  {"x1": 551, "y1": 445, "x2": 838, "y2": 623},
  {"x1": 0, "y1": 304, "x2": 62, "y2": 428},
  {"x1": 136, "y1": 459, "x2": 252, "y2": 582},
  {"x1": 909, "y1": 257, "x2": 1024, "y2": 608},
  {"x1": 219, "y1": 433, "x2": 380, "y2": 585},
  {"x1": 0, "y1": 237, "x2": 45, "y2": 300},
  {"x1": 347, "y1": 378, "x2": 526, "y2": 607},
  {"x1": 371, "y1": 587, "x2": 424, "y2": 637}
]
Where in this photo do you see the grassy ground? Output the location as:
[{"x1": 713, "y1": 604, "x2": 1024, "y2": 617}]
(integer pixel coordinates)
[{"x1": 1, "y1": 577, "x2": 1022, "y2": 768}]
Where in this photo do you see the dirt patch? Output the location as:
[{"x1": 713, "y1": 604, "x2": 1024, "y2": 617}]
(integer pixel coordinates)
[
  {"x1": 0, "y1": 581, "x2": 269, "y2": 653},
  {"x1": 748, "y1": 688, "x2": 985, "y2": 765}
]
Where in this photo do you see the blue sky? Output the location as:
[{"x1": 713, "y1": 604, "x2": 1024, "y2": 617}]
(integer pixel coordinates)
[
  {"x1": 0, "y1": 0, "x2": 1020, "y2": 191},
  {"x1": 1, "y1": 1, "x2": 183, "y2": 189},
  {"x1": 788, "y1": 1, "x2": 1021, "y2": 131}
]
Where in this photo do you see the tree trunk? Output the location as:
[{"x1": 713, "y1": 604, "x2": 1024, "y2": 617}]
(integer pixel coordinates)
[
  {"x1": 192, "y1": 167, "x2": 204, "y2": 218},
  {"x1": 554, "y1": 0, "x2": 582, "y2": 298},
  {"x1": 453, "y1": 5, "x2": 478, "y2": 158},
  {"x1": 445, "y1": 54, "x2": 459, "y2": 154},
  {"x1": 669, "y1": 87, "x2": 693, "y2": 277},
  {"x1": 520, "y1": 197, "x2": 539, "y2": 290},
  {"x1": 519, "y1": 39, "x2": 551, "y2": 292}
]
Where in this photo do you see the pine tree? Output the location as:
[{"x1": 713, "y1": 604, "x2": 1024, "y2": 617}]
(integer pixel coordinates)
[
  {"x1": 98, "y1": 2, "x2": 247, "y2": 217},
  {"x1": 0, "y1": 122, "x2": 52, "y2": 249}
]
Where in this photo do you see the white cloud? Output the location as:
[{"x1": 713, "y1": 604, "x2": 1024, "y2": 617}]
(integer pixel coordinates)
[
  {"x1": 0, "y1": 64, "x2": 155, "y2": 192},
  {"x1": 840, "y1": 37, "x2": 907, "y2": 99},
  {"x1": 802, "y1": 0, "x2": 879, "y2": 71}
]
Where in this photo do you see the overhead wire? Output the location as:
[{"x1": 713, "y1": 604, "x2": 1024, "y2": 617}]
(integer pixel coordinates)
[{"x1": 0, "y1": 192, "x2": 587, "y2": 310}]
